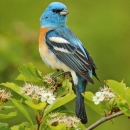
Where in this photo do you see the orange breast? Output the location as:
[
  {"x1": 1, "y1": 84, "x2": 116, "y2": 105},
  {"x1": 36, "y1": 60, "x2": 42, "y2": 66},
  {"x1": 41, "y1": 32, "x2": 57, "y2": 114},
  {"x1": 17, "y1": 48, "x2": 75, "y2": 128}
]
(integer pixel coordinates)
[{"x1": 39, "y1": 27, "x2": 48, "y2": 48}]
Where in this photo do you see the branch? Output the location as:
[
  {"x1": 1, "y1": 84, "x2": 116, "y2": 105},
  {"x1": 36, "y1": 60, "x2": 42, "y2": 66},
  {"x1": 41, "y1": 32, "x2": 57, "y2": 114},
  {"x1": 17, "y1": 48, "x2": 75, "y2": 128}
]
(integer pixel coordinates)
[{"x1": 87, "y1": 111, "x2": 123, "y2": 130}]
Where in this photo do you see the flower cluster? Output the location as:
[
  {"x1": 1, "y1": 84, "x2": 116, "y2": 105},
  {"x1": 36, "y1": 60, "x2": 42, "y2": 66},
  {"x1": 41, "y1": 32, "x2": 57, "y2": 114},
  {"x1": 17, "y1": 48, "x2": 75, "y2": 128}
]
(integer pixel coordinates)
[
  {"x1": 49, "y1": 113, "x2": 80, "y2": 129},
  {"x1": 20, "y1": 83, "x2": 55, "y2": 104},
  {"x1": 0, "y1": 89, "x2": 12, "y2": 102},
  {"x1": 93, "y1": 85, "x2": 115, "y2": 105}
]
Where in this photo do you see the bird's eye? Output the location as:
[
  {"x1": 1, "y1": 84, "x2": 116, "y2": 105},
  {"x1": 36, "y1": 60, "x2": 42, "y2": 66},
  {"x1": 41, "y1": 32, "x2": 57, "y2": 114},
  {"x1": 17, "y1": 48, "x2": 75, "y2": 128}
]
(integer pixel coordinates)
[
  {"x1": 52, "y1": 9, "x2": 63, "y2": 13},
  {"x1": 52, "y1": 9, "x2": 57, "y2": 13}
]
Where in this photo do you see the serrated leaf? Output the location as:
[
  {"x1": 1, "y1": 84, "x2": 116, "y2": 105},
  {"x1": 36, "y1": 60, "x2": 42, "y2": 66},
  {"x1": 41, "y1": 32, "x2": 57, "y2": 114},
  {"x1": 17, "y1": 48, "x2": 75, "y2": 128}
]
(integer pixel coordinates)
[
  {"x1": 1, "y1": 82, "x2": 31, "y2": 101},
  {"x1": 11, "y1": 122, "x2": 35, "y2": 130},
  {"x1": 17, "y1": 63, "x2": 43, "y2": 82},
  {"x1": 0, "y1": 123, "x2": 9, "y2": 130},
  {"x1": 16, "y1": 74, "x2": 42, "y2": 83},
  {"x1": 48, "y1": 123, "x2": 66, "y2": 130},
  {"x1": 11, "y1": 99, "x2": 33, "y2": 126},
  {"x1": 105, "y1": 80, "x2": 126, "y2": 100},
  {"x1": 44, "y1": 93, "x2": 76, "y2": 117},
  {"x1": 25, "y1": 100, "x2": 46, "y2": 110},
  {"x1": 19, "y1": 122, "x2": 33, "y2": 130},
  {"x1": 83, "y1": 92, "x2": 110, "y2": 115},
  {"x1": 117, "y1": 99, "x2": 130, "y2": 116},
  {"x1": 0, "y1": 112, "x2": 17, "y2": 119}
]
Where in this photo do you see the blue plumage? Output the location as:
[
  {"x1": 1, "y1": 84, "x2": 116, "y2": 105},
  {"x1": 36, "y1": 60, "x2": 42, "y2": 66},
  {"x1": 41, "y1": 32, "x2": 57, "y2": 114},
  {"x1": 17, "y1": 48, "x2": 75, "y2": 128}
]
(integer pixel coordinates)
[
  {"x1": 39, "y1": 2, "x2": 99, "y2": 124},
  {"x1": 40, "y1": 2, "x2": 67, "y2": 27}
]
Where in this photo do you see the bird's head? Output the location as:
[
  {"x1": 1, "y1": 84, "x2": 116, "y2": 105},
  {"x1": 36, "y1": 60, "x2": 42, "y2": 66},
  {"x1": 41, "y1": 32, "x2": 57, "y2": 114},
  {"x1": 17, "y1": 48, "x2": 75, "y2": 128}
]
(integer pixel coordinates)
[{"x1": 40, "y1": 2, "x2": 69, "y2": 28}]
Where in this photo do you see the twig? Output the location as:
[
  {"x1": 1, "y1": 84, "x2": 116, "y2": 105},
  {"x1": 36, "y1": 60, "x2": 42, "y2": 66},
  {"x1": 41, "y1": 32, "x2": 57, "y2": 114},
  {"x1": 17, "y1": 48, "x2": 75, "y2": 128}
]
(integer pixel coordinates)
[{"x1": 87, "y1": 111, "x2": 123, "y2": 130}]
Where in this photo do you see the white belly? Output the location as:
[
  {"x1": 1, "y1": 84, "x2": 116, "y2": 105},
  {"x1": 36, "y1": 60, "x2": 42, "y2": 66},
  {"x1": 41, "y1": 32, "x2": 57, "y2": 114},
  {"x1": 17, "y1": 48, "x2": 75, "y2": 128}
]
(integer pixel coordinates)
[
  {"x1": 39, "y1": 46, "x2": 78, "y2": 85},
  {"x1": 39, "y1": 46, "x2": 71, "y2": 71}
]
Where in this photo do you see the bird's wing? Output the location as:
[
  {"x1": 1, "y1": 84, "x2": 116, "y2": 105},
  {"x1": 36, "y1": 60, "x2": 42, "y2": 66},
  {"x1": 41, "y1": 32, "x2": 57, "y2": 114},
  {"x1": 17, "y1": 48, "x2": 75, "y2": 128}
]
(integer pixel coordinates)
[{"x1": 45, "y1": 26, "x2": 96, "y2": 83}]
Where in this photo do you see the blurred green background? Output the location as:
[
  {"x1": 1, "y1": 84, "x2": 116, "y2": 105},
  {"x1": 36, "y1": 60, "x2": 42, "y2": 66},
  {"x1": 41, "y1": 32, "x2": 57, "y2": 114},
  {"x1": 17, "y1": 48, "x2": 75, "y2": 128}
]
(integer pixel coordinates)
[{"x1": 0, "y1": 0, "x2": 130, "y2": 129}]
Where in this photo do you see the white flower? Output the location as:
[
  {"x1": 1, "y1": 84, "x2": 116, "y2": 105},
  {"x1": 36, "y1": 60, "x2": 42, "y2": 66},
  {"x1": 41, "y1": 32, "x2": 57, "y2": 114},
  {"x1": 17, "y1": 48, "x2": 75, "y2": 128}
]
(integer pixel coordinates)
[
  {"x1": 107, "y1": 92, "x2": 115, "y2": 99},
  {"x1": 20, "y1": 83, "x2": 46, "y2": 101},
  {"x1": 93, "y1": 85, "x2": 115, "y2": 105},
  {"x1": 49, "y1": 113, "x2": 80, "y2": 129},
  {"x1": 20, "y1": 83, "x2": 34, "y2": 96},
  {"x1": 41, "y1": 92, "x2": 55, "y2": 104},
  {"x1": 34, "y1": 85, "x2": 45, "y2": 96},
  {"x1": 32, "y1": 93, "x2": 40, "y2": 100},
  {"x1": 95, "y1": 92, "x2": 104, "y2": 101},
  {"x1": 43, "y1": 74, "x2": 53, "y2": 84},
  {"x1": 93, "y1": 92, "x2": 104, "y2": 105},
  {"x1": 93, "y1": 96, "x2": 101, "y2": 105}
]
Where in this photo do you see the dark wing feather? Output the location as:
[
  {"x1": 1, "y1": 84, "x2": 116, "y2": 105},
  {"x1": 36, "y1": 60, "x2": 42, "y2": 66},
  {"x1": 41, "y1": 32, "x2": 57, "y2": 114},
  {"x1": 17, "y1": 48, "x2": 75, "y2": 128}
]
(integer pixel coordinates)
[
  {"x1": 83, "y1": 46, "x2": 100, "y2": 82},
  {"x1": 45, "y1": 36, "x2": 94, "y2": 84}
]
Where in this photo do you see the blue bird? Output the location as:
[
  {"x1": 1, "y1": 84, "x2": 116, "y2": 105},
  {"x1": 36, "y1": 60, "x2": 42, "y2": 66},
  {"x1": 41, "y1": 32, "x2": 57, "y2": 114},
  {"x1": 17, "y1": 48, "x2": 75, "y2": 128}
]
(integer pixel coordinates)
[{"x1": 39, "y1": 2, "x2": 99, "y2": 124}]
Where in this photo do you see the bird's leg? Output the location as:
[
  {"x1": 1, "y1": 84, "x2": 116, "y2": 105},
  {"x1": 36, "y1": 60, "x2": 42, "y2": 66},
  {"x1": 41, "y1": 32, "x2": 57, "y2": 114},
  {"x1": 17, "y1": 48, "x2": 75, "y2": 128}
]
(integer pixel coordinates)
[
  {"x1": 51, "y1": 71, "x2": 69, "y2": 92},
  {"x1": 52, "y1": 71, "x2": 69, "y2": 80}
]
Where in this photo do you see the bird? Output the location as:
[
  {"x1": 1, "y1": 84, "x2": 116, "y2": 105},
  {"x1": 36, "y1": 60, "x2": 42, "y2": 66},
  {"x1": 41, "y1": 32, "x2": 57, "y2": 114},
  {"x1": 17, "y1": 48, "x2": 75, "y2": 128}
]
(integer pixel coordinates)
[{"x1": 39, "y1": 2, "x2": 99, "y2": 124}]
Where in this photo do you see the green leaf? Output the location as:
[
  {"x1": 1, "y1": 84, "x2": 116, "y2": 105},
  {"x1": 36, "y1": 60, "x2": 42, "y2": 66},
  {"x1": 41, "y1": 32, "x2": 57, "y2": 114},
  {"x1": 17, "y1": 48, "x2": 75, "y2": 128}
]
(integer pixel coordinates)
[
  {"x1": 16, "y1": 74, "x2": 42, "y2": 83},
  {"x1": 0, "y1": 112, "x2": 17, "y2": 119},
  {"x1": 1, "y1": 82, "x2": 31, "y2": 101},
  {"x1": 19, "y1": 122, "x2": 33, "y2": 130},
  {"x1": 11, "y1": 99, "x2": 33, "y2": 126},
  {"x1": 53, "y1": 105, "x2": 74, "y2": 114},
  {"x1": 83, "y1": 92, "x2": 110, "y2": 115},
  {"x1": 44, "y1": 93, "x2": 76, "y2": 117},
  {"x1": 117, "y1": 99, "x2": 130, "y2": 116},
  {"x1": 25, "y1": 100, "x2": 46, "y2": 110},
  {"x1": 11, "y1": 125, "x2": 19, "y2": 130},
  {"x1": 57, "y1": 79, "x2": 73, "y2": 97},
  {"x1": 63, "y1": 79, "x2": 74, "y2": 94},
  {"x1": 0, "y1": 123, "x2": 9, "y2": 130},
  {"x1": 62, "y1": 79, "x2": 71, "y2": 90},
  {"x1": 2, "y1": 106, "x2": 15, "y2": 110},
  {"x1": 57, "y1": 87, "x2": 66, "y2": 97},
  {"x1": 78, "y1": 122, "x2": 86, "y2": 130},
  {"x1": 105, "y1": 80, "x2": 130, "y2": 106},
  {"x1": 11, "y1": 122, "x2": 36, "y2": 130},
  {"x1": 125, "y1": 87, "x2": 130, "y2": 105},
  {"x1": 1, "y1": 82, "x2": 19, "y2": 92},
  {"x1": 105, "y1": 80, "x2": 126, "y2": 100},
  {"x1": 83, "y1": 91, "x2": 94, "y2": 101},
  {"x1": 17, "y1": 63, "x2": 43, "y2": 82},
  {"x1": 48, "y1": 123, "x2": 66, "y2": 130}
]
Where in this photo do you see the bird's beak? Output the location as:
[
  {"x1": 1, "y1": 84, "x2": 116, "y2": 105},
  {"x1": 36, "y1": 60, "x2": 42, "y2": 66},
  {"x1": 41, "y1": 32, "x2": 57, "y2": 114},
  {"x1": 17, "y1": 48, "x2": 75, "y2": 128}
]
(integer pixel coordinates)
[{"x1": 60, "y1": 9, "x2": 69, "y2": 16}]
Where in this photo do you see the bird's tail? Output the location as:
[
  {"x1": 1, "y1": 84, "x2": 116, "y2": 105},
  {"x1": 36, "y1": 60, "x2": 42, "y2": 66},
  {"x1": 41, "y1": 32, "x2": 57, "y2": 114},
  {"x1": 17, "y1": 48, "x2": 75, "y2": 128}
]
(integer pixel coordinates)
[{"x1": 75, "y1": 74, "x2": 87, "y2": 124}]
